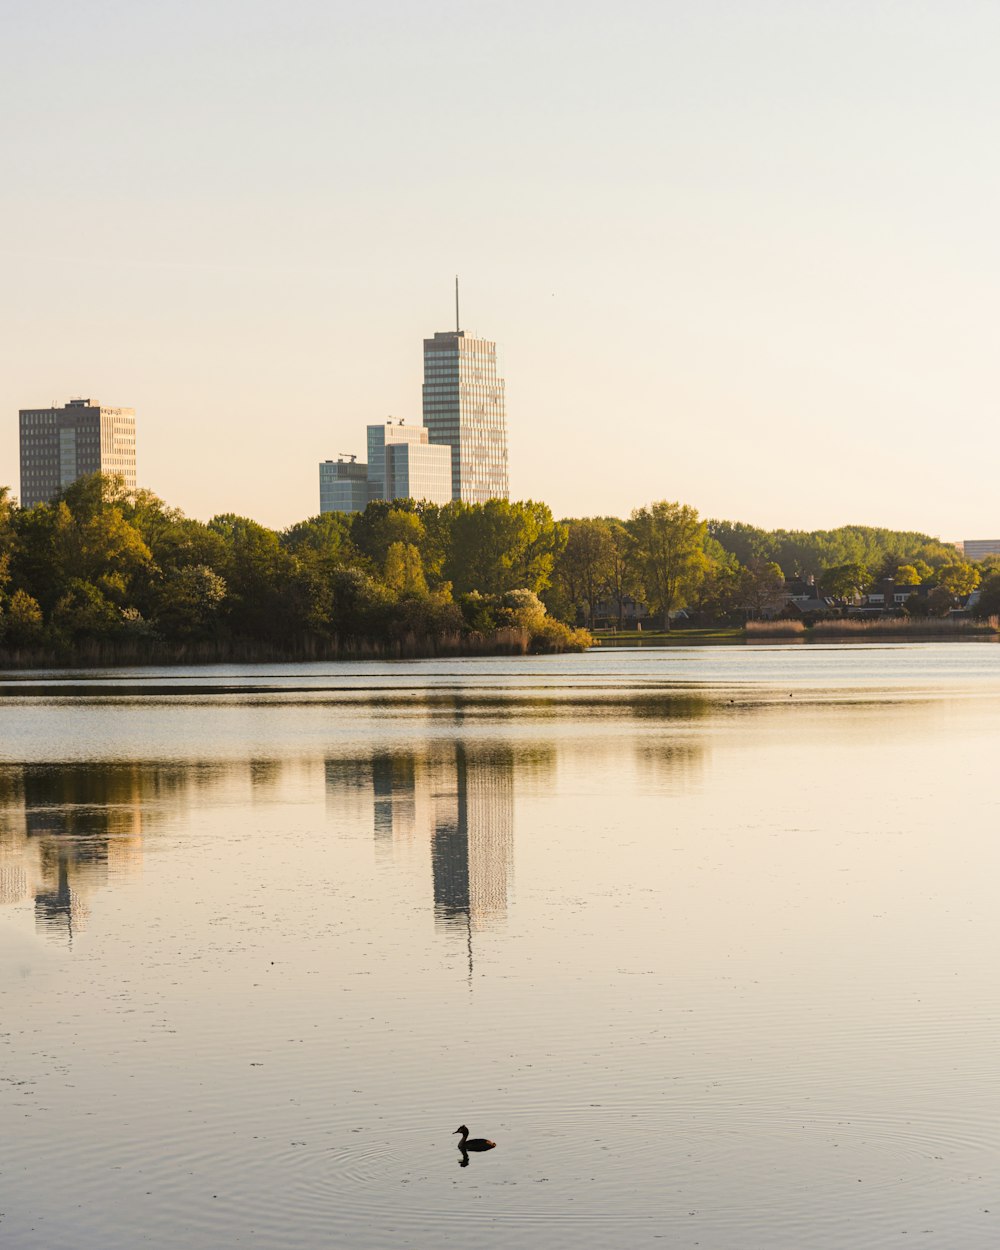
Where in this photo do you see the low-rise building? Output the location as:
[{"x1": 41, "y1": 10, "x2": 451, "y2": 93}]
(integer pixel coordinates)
[
  {"x1": 319, "y1": 456, "x2": 369, "y2": 514},
  {"x1": 961, "y1": 539, "x2": 1000, "y2": 562},
  {"x1": 367, "y1": 419, "x2": 452, "y2": 506}
]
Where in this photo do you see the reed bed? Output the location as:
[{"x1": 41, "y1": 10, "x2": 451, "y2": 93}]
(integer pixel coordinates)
[
  {"x1": 745, "y1": 616, "x2": 999, "y2": 640},
  {"x1": 744, "y1": 620, "x2": 806, "y2": 637},
  {"x1": 809, "y1": 616, "x2": 998, "y2": 637},
  {"x1": 0, "y1": 627, "x2": 539, "y2": 671}
]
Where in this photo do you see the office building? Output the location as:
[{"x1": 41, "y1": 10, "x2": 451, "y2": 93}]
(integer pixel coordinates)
[
  {"x1": 19, "y1": 398, "x2": 136, "y2": 508},
  {"x1": 422, "y1": 329, "x2": 509, "y2": 503},
  {"x1": 961, "y1": 539, "x2": 1000, "y2": 562},
  {"x1": 384, "y1": 441, "x2": 452, "y2": 505},
  {"x1": 367, "y1": 419, "x2": 451, "y2": 507},
  {"x1": 366, "y1": 420, "x2": 428, "y2": 500},
  {"x1": 319, "y1": 456, "x2": 368, "y2": 514}
]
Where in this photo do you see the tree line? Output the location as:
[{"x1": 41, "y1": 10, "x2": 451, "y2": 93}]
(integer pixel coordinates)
[
  {"x1": 0, "y1": 477, "x2": 993, "y2": 662},
  {"x1": 549, "y1": 507, "x2": 990, "y2": 629},
  {"x1": 0, "y1": 478, "x2": 587, "y2": 658}
]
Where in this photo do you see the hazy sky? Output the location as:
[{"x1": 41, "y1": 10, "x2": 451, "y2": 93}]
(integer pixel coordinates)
[{"x1": 2, "y1": 0, "x2": 998, "y2": 537}]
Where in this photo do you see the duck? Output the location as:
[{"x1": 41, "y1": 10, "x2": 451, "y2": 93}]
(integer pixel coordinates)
[{"x1": 454, "y1": 1125, "x2": 496, "y2": 1151}]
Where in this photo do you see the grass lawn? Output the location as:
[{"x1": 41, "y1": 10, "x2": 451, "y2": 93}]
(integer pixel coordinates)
[{"x1": 592, "y1": 627, "x2": 745, "y2": 645}]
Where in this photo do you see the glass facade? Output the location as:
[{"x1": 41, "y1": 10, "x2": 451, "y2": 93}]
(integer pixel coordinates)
[
  {"x1": 319, "y1": 459, "x2": 369, "y2": 514},
  {"x1": 384, "y1": 441, "x2": 453, "y2": 506},
  {"x1": 366, "y1": 420, "x2": 429, "y2": 500},
  {"x1": 422, "y1": 330, "x2": 509, "y2": 503}
]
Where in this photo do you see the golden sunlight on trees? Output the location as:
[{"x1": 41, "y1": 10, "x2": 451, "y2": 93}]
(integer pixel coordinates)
[{"x1": 627, "y1": 501, "x2": 707, "y2": 630}]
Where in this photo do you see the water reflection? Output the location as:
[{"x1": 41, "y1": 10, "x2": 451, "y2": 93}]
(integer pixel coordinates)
[
  {"x1": 0, "y1": 764, "x2": 146, "y2": 942},
  {"x1": 0, "y1": 759, "x2": 264, "y2": 942},
  {"x1": 429, "y1": 743, "x2": 516, "y2": 934},
  {"x1": 324, "y1": 743, "x2": 531, "y2": 937},
  {"x1": 1, "y1": 689, "x2": 711, "y2": 949}
]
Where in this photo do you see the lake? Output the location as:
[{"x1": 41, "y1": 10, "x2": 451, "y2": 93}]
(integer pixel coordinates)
[{"x1": 2, "y1": 643, "x2": 999, "y2": 1249}]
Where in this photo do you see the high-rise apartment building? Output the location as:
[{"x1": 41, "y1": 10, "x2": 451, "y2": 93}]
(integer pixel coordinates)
[
  {"x1": 19, "y1": 398, "x2": 136, "y2": 508},
  {"x1": 367, "y1": 419, "x2": 451, "y2": 507},
  {"x1": 319, "y1": 456, "x2": 369, "y2": 514},
  {"x1": 422, "y1": 330, "x2": 509, "y2": 503}
]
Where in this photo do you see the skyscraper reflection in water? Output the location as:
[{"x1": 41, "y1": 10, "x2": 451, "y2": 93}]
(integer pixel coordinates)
[
  {"x1": 325, "y1": 743, "x2": 517, "y2": 936},
  {"x1": 429, "y1": 744, "x2": 514, "y2": 934}
]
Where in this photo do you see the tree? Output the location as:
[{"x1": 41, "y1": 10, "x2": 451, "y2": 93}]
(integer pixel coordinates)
[
  {"x1": 973, "y1": 571, "x2": 1000, "y2": 619},
  {"x1": 350, "y1": 503, "x2": 426, "y2": 570},
  {"x1": 937, "y1": 563, "x2": 980, "y2": 597},
  {"x1": 627, "y1": 501, "x2": 707, "y2": 630},
  {"x1": 445, "y1": 500, "x2": 566, "y2": 596},
  {"x1": 281, "y1": 512, "x2": 352, "y2": 564},
  {"x1": 384, "y1": 542, "x2": 428, "y2": 596},
  {"x1": 0, "y1": 486, "x2": 14, "y2": 593},
  {"x1": 894, "y1": 564, "x2": 922, "y2": 586},
  {"x1": 51, "y1": 579, "x2": 122, "y2": 640},
  {"x1": 737, "y1": 555, "x2": 787, "y2": 620},
  {"x1": 553, "y1": 519, "x2": 614, "y2": 627},
  {"x1": 155, "y1": 565, "x2": 227, "y2": 639},
  {"x1": 603, "y1": 520, "x2": 639, "y2": 629},
  {"x1": 818, "y1": 562, "x2": 871, "y2": 601},
  {"x1": 3, "y1": 588, "x2": 44, "y2": 647},
  {"x1": 208, "y1": 514, "x2": 296, "y2": 639},
  {"x1": 685, "y1": 540, "x2": 742, "y2": 625},
  {"x1": 144, "y1": 514, "x2": 228, "y2": 577},
  {"x1": 907, "y1": 585, "x2": 954, "y2": 617},
  {"x1": 500, "y1": 588, "x2": 548, "y2": 633},
  {"x1": 707, "y1": 519, "x2": 772, "y2": 567}
]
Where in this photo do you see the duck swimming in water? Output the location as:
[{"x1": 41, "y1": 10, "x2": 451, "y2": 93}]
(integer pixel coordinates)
[{"x1": 454, "y1": 1125, "x2": 496, "y2": 1151}]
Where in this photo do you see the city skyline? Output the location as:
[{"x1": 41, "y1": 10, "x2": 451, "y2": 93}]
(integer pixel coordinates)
[
  {"x1": 319, "y1": 313, "x2": 510, "y2": 514},
  {"x1": 3, "y1": 4, "x2": 999, "y2": 537}
]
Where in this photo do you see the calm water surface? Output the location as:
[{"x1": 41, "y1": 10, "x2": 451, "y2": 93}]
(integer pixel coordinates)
[{"x1": 2, "y1": 644, "x2": 999, "y2": 1249}]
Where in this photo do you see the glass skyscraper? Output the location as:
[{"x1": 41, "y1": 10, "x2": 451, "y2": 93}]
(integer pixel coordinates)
[{"x1": 422, "y1": 330, "x2": 509, "y2": 503}]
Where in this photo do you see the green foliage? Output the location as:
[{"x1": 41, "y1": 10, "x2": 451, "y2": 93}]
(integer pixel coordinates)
[
  {"x1": 737, "y1": 556, "x2": 787, "y2": 619},
  {"x1": 551, "y1": 518, "x2": 615, "y2": 627},
  {"x1": 818, "y1": 562, "x2": 872, "y2": 600},
  {"x1": 445, "y1": 500, "x2": 566, "y2": 596},
  {"x1": 974, "y1": 571, "x2": 1000, "y2": 619},
  {"x1": 685, "y1": 540, "x2": 742, "y2": 625},
  {"x1": 51, "y1": 579, "x2": 123, "y2": 640},
  {"x1": 208, "y1": 514, "x2": 296, "y2": 638},
  {"x1": 3, "y1": 589, "x2": 44, "y2": 647},
  {"x1": 907, "y1": 585, "x2": 954, "y2": 618},
  {"x1": 935, "y1": 562, "x2": 980, "y2": 597},
  {"x1": 351, "y1": 502, "x2": 425, "y2": 567},
  {"x1": 500, "y1": 589, "x2": 548, "y2": 633},
  {"x1": 156, "y1": 565, "x2": 227, "y2": 640},
  {"x1": 384, "y1": 542, "x2": 428, "y2": 596},
  {"x1": 281, "y1": 512, "x2": 352, "y2": 563},
  {"x1": 627, "y1": 501, "x2": 707, "y2": 629},
  {"x1": 4, "y1": 473, "x2": 973, "y2": 657},
  {"x1": 708, "y1": 520, "x2": 958, "y2": 581}
]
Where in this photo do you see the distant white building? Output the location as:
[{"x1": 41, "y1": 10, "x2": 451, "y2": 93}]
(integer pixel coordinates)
[
  {"x1": 366, "y1": 419, "x2": 452, "y2": 506},
  {"x1": 961, "y1": 539, "x2": 1000, "y2": 561},
  {"x1": 320, "y1": 420, "x2": 452, "y2": 515}
]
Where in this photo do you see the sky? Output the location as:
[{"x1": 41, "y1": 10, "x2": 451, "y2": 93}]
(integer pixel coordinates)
[{"x1": 1, "y1": 0, "x2": 998, "y2": 538}]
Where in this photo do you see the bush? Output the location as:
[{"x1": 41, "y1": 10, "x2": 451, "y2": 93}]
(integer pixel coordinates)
[{"x1": 4, "y1": 589, "x2": 44, "y2": 646}]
